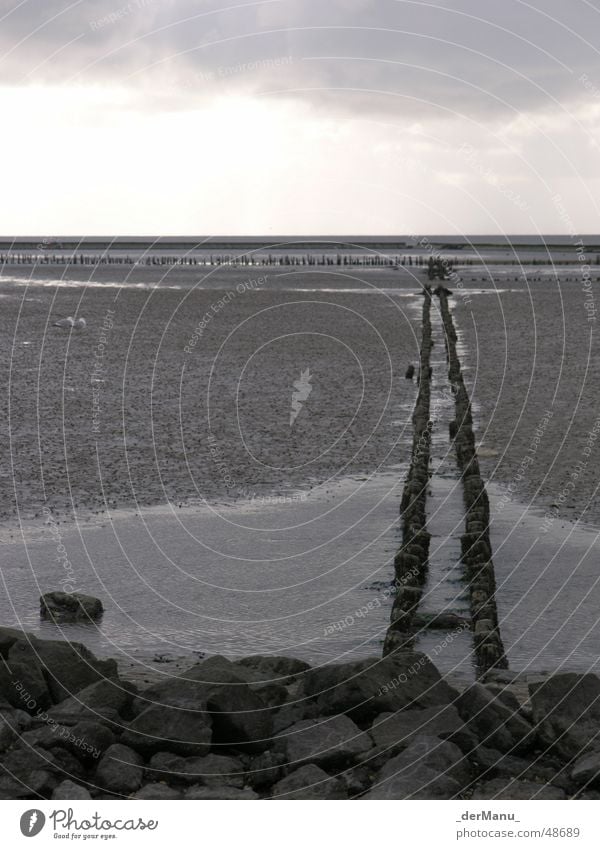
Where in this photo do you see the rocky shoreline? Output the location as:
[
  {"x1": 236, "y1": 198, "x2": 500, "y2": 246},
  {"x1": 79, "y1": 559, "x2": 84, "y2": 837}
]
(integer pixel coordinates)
[{"x1": 2, "y1": 627, "x2": 600, "y2": 800}]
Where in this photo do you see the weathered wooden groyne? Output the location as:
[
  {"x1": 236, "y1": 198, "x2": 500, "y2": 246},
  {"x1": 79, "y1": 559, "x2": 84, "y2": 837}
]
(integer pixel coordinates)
[
  {"x1": 437, "y1": 289, "x2": 508, "y2": 674},
  {"x1": 383, "y1": 291, "x2": 433, "y2": 656},
  {"x1": 383, "y1": 284, "x2": 507, "y2": 676}
]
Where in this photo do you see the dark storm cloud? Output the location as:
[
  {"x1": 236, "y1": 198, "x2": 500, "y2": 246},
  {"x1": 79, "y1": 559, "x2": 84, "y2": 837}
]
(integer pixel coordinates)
[{"x1": 1, "y1": 0, "x2": 599, "y2": 119}]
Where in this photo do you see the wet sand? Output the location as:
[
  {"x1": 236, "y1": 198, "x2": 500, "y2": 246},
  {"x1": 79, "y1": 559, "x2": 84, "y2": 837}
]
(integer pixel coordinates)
[
  {"x1": 1, "y1": 265, "x2": 419, "y2": 520},
  {"x1": 1, "y1": 262, "x2": 599, "y2": 675}
]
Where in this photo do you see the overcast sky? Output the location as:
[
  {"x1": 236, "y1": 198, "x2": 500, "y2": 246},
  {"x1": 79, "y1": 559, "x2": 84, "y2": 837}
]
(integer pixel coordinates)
[{"x1": 1, "y1": 0, "x2": 599, "y2": 235}]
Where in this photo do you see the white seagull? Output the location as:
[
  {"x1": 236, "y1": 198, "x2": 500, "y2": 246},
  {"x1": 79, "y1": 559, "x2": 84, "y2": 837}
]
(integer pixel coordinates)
[{"x1": 54, "y1": 316, "x2": 86, "y2": 329}]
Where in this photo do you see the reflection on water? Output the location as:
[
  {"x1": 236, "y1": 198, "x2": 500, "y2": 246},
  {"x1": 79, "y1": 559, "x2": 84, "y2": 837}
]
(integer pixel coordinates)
[{"x1": 0, "y1": 474, "x2": 408, "y2": 667}]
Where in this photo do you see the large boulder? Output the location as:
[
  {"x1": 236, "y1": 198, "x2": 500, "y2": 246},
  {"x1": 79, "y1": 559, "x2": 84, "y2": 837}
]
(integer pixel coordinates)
[
  {"x1": 48, "y1": 678, "x2": 135, "y2": 726},
  {"x1": 133, "y1": 656, "x2": 272, "y2": 752},
  {"x1": 456, "y1": 683, "x2": 535, "y2": 754},
  {"x1": 8, "y1": 639, "x2": 118, "y2": 704},
  {"x1": 228, "y1": 663, "x2": 289, "y2": 710},
  {"x1": 0, "y1": 627, "x2": 37, "y2": 658},
  {"x1": 529, "y1": 674, "x2": 600, "y2": 760},
  {"x1": 271, "y1": 764, "x2": 347, "y2": 800},
  {"x1": 302, "y1": 653, "x2": 457, "y2": 723},
  {"x1": 40, "y1": 592, "x2": 103, "y2": 623},
  {"x1": 363, "y1": 735, "x2": 470, "y2": 800},
  {"x1": 275, "y1": 715, "x2": 372, "y2": 767},
  {"x1": 370, "y1": 705, "x2": 476, "y2": 755},
  {"x1": 272, "y1": 698, "x2": 320, "y2": 733},
  {"x1": 121, "y1": 704, "x2": 212, "y2": 756},
  {"x1": 0, "y1": 657, "x2": 52, "y2": 712},
  {"x1": 63, "y1": 721, "x2": 116, "y2": 764},
  {"x1": 96, "y1": 744, "x2": 144, "y2": 795}
]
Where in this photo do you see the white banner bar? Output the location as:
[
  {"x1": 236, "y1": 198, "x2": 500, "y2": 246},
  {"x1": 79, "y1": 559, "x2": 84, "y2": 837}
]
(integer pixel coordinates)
[{"x1": 0, "y1": 800, "x2": 596, "y2": 848}]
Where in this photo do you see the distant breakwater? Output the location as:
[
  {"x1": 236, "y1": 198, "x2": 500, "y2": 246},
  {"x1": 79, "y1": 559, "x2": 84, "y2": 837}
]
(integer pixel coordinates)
[{"x1": 2, "y1": 252, "x2": 600, "y2": 269}]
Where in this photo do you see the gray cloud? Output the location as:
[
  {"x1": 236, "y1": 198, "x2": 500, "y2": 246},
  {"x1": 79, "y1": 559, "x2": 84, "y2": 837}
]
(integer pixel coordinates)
[{"x1": 0, "y1": 0, "x2": 599, "y2": 121}]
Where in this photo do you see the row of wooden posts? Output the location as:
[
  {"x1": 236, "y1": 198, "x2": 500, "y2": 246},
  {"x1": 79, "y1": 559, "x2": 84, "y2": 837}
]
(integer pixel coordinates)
[
  {"x1": 1, "y1": 252, "x2": 595, "y2": 268},
  {"x1": 439, "y1": 289, "x2": 508, "y2": 674},
  {"x1": 384, "y1": 289, "x2": 434, "y2": 656},
  {"x1": 383, "y1": 284, "x2": 507, "y2": 676}
]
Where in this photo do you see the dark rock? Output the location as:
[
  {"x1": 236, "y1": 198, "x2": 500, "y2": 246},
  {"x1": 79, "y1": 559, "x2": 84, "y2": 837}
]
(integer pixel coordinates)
[
  {"x1": 483, "y1": 685, "x2": 521, "y2": 714},
  {"x1": 411, "y1": 612, "x2": 470, "y2": 631},
  {"x1": 49, "y1": 677, "x2": 135, "y2": 725},
  {"x1": 0, "y1": 656, "x2": 52, "y2": 712},
  {"x1": 178, "y1": 754, "x2": 245, "y2": 787},
  {"x1": 190, "y1": 656, "x2": 274, "y2": 750},
  {"x1": 133, "y1": 656, "x2": 272, "y2": 752},
  {"x1": 365, "y1": 765, "x2": 460, "y2": 799},
  {"x1": 364, "y1": 735, "x2": 466, "y2": 799},
  {"x1": 529, "y1": 673, "x2": 600, "y2": 759},
  {"x1": 0, "y1": 746, "x2": 60, "y2": 797},
  {"x1": 40, "y1": 592, "x2": 104, "y2": 623},
  {"x1": 121, "y1": 705, "x2": 212, "y2": 756},
  {"x1": 20, "y1": 721, "x2": 79, "y2": 751},
  {"x1": 0, "y1": 627, "x2": 34, "y2": 658},
  {"x1": 471, "y1": 746, "x2": 571, "y2": 791},
  {"x1": 457, "y1": 683, "x2": 535, "y2": 753},
  {"x1": 271, "y1": 764, "x2": 347, "y2": 799},
  {"x1": 64, "y1": 721, "x2": 116, "y2": 764},
  {"x1": 246, "y1": 751, "x2": 286, "y2": 789},
  {"x1": 272, "y1": 698, "x2": 320, "y2": 733},
  {"x1": 8, "y1": 639, "x2": 118, "y2": 704},
  {"x1": 52, "y1": 779, "x2": 92, "y2": 799},
  {"x1": 50, "y1": 746, "x2": 87, "y2": 781},
  {"x1": 275, "y1": 715, "x2": 372, "y2": 767},
  {"x1": 96, "y1": 743, "x2": 144, "y2": 794},
  {"x1": 356, "y1": 742, "x2": 408, "y2": 773},
  {"x1": 474, "y1": 778, "x2": 566, "y2": 800},
  {"x1": 0, "y1": 772, "x2": 53, "y2": 799},
  {"x1": 0, "y1": 708, "x2": 31, "y2": 751},
  {"x1": 133, "y1": 783, "x2": 183, "y2": 800},
  {"x1": 571, "y1": 751, "x2": 600, "y2": 787},
  {"x1": 146, "y1": 751, "x2": 246, "y2": 787},
  {"x1": 2, "y1": 745, "x2": 59, "y2": 777},
  {"x1": 146, "y1": 751, "x2": 187, "y2": 782},
  {"x1": 184, "y1": 785, "x2": 259, "y2": 800},
  {"x1": 343, "y1": 765, "x2": 373, "y2": 797},
  {"x1": 370, "y1": 705, "x2": 477, "y2": 755},
  {"x1": 235, "y1": 656, "x2": 310, "y2": 681},
  {"x1": 302, "y1": 653, "x2": 457, "y2": 723}
]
